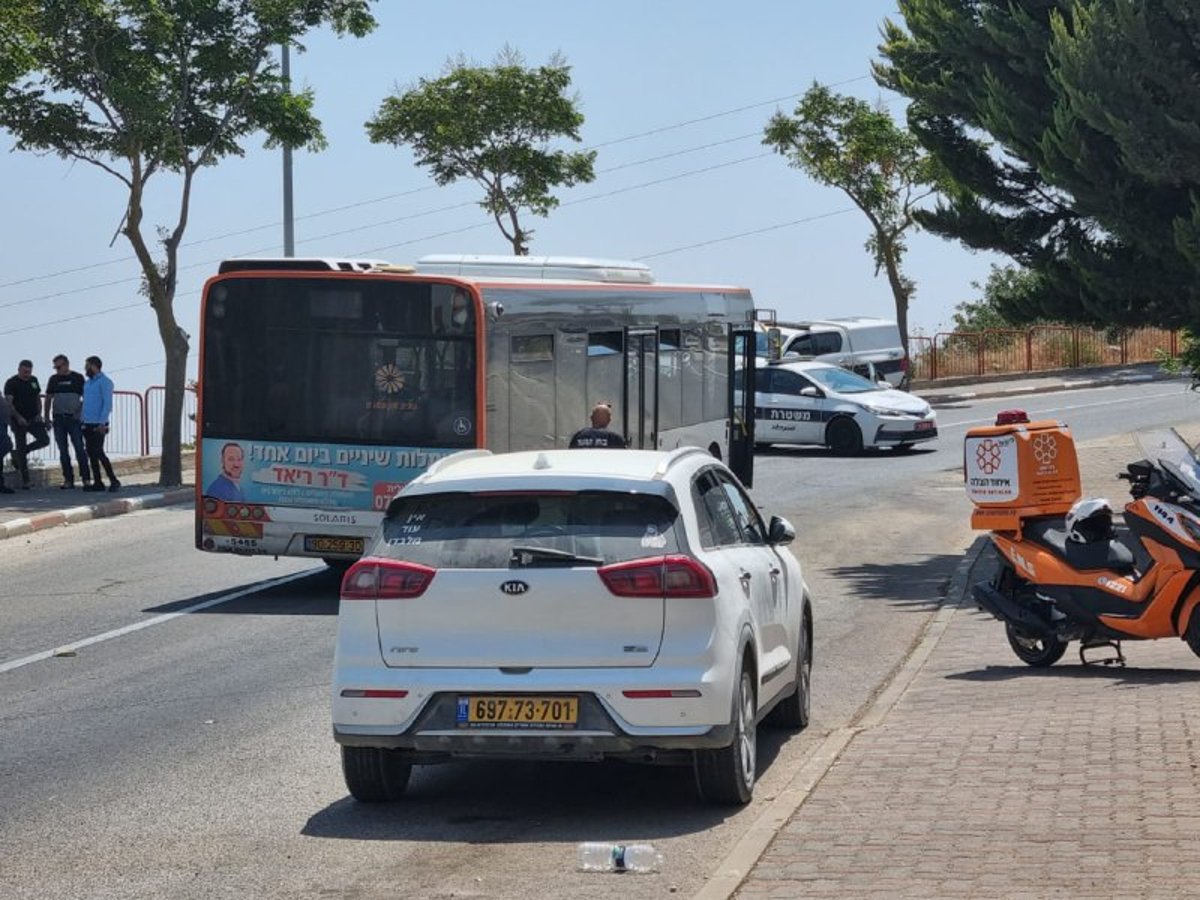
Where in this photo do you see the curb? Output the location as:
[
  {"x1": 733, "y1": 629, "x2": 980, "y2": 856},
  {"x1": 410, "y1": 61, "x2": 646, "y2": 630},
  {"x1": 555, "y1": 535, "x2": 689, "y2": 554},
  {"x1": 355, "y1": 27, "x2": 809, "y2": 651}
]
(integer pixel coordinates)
[
  {"x1": 921, "y1": 372, "x2": 1187, "y2": 405},
  {"x1": 693, "y1": 535, "x2": 990, "y2": 900},
  {"x1": 0, "y1": 488, "x2": 194, "y2": 541}
]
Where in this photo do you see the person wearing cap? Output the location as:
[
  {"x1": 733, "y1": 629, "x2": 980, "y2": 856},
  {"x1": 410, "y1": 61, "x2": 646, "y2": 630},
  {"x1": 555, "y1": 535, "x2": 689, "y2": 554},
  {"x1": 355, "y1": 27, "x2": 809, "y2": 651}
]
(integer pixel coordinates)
[
  {"x1": 4, "y1": 359, "x2": 50, "y2": 489},
  {"x1": 568, "y1": 403, "x2": 627, "y2": 449}
]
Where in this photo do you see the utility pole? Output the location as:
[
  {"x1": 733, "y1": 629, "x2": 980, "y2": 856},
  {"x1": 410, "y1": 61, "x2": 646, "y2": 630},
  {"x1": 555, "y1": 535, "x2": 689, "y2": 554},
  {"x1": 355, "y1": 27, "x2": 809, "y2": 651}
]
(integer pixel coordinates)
[{"x1": 281, "y1": 43, "x2": 295, "y2": 257}]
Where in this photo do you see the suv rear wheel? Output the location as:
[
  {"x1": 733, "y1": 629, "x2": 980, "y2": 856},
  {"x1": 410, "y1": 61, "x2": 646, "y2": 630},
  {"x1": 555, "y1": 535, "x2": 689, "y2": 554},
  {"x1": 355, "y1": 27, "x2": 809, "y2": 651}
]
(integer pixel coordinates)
[
  {"x1": 694, "y1": 667, "x2": 756, "y2": 805},
  {"x1": 342, "y1": 746, "x2": 412, "y2": 802},
  {"x1": 766, "y1": 610, "x2": 811, "y2": 729}
]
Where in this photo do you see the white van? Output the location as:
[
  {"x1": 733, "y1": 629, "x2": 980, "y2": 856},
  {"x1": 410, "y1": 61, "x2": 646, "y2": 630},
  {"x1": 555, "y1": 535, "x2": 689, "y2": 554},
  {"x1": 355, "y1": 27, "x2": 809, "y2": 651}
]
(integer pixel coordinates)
[{"x1": 757, "y1": 317, "x2": 908, "y2": 388}]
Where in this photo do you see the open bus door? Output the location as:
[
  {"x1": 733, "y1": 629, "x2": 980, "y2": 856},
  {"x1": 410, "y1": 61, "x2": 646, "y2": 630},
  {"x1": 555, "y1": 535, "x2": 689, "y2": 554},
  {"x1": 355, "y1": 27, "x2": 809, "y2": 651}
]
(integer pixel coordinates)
[
  {"x1": 623, "y1": 326, "x2": 660, "y2": 449},
  {"x1": 728, "y1": 325, "x2": 756, "y2": 487}
]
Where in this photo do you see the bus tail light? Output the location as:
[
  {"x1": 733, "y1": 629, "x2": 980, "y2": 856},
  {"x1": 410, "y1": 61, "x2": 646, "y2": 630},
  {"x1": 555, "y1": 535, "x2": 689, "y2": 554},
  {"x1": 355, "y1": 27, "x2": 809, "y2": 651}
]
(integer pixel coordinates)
[
  {"x1": 598, "y1": 555, "x2": 717, "y2": 599},
  {"x1": 342, "y1": 559, "x2": 436, "y2": 600}
]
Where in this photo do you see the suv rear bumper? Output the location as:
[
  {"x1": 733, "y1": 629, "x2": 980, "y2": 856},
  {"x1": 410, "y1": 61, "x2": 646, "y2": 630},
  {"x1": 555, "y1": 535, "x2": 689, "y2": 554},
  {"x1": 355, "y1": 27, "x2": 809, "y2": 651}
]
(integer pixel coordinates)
[{"x1": 333, "y1": 690, "x2": 735, "y2": 762}]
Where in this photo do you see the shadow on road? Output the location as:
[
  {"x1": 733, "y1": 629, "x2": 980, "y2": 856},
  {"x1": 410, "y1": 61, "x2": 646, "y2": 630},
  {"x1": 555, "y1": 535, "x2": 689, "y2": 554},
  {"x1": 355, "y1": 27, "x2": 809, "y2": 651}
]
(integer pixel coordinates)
[
  {"x1": 827, "y1": 553, "x2": 961, "y2": 612},
  {"x1": 143, "y1": 567, "x2": 339, "y2": 616},
  {"x1": 756, "y1": 444, "x2": 937, "y2": 459},
  {"x1": 946, "y1": 662, "x2": 1200, "y2": 687},
  {"x1": 302, "y1": 729, "x2": 794, "y2": 843}
]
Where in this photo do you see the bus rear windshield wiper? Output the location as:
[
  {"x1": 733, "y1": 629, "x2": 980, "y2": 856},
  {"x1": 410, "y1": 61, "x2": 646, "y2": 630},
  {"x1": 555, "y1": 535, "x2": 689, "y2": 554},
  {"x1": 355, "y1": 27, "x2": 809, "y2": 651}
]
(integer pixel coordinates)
[{"x1": 510, "y1": 546, "x2": 604, "y2": 568}]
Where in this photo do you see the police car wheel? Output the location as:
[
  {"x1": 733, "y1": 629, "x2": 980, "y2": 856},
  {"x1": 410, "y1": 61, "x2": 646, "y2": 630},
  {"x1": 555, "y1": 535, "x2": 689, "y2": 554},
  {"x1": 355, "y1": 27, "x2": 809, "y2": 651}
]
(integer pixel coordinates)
[{"x1": 825, "y1": 417, "x2": 863, "y2": 455}]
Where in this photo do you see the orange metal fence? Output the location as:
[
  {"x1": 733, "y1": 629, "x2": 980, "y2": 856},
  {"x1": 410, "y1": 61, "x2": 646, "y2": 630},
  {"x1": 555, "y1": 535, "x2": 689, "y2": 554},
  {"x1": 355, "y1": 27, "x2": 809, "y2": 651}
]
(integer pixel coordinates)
[{"x1": 910, "y1": 327, "x2": 1177, "y2": 382}]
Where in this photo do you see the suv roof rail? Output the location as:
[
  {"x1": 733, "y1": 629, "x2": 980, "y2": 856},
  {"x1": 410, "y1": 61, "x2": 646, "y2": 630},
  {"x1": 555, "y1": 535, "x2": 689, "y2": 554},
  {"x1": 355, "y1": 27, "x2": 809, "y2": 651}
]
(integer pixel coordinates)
[
  {"x1": 653, "y1": 446, "x2": 712, "y2": 480},
  {"x1": 423, "y1": 449, "x2": 493, "y2": 480}
]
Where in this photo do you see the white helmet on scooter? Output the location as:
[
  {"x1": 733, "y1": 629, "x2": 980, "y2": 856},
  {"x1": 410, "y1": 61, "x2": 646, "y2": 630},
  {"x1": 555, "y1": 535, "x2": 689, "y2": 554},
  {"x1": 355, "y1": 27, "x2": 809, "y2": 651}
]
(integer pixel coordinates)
[{"x1": 1066, "y1": 497, "x2": 1114, "y2": 544}]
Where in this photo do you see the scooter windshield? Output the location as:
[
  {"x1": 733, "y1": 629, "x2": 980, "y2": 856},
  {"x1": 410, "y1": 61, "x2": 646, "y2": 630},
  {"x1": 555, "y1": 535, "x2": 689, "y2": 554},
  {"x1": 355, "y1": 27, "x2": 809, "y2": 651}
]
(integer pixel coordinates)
[{"x1": 1136, "y1": 428, "x2": 1200, "y2": 498}]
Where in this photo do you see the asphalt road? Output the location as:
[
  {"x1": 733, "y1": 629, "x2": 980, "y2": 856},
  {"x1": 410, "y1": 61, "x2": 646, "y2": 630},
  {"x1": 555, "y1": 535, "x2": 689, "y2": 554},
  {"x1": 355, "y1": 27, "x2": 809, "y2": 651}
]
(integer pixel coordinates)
[{"x1": 1, "y1": 381, "x2": 1195, "y2": 899}]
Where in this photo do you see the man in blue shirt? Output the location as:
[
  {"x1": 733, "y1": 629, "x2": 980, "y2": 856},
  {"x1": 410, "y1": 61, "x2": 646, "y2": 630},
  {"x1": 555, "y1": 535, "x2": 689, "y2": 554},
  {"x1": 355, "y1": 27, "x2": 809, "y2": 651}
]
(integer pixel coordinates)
[
  {"x1": 82, "y1": 355, "x2": 120, "y2": 492},
  {"x1": 205, "y1": 442, "x2": 246, "y2": 502}
]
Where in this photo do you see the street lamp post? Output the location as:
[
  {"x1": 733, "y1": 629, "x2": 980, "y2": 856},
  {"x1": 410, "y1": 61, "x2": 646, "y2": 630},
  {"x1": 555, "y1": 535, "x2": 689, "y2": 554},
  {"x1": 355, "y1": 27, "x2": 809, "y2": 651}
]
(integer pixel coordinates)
[{"x1": 282, "y1": 44, "x2": 295, "y2": 258}]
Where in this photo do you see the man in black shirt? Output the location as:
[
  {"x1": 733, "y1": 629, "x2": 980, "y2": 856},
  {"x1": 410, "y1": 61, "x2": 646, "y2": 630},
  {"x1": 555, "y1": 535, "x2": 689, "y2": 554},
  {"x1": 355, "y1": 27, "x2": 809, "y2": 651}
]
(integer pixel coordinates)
[
  {"x1": 43, "y1": 354, "x2": 90, "y2": 489},
  {"x1": 4, "y1": 360, "x2": 50, "y2": 489},
  {"x1": 568, "y1": 403, "x2": 627, "y2": 449}
]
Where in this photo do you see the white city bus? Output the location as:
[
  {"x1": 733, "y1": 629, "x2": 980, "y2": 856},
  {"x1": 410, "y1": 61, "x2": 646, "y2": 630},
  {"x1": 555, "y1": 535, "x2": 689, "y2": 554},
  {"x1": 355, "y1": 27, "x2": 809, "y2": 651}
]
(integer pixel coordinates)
[{"x1": 195, "y1": 254, "x2": 757, "y2": 566}]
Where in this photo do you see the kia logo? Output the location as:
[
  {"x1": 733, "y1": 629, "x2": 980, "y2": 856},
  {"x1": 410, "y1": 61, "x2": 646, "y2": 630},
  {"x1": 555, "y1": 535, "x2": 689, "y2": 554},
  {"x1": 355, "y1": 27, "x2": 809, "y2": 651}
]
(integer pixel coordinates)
[{"x1": 499, "y1": 580, "x2": 530, "y2": 595}]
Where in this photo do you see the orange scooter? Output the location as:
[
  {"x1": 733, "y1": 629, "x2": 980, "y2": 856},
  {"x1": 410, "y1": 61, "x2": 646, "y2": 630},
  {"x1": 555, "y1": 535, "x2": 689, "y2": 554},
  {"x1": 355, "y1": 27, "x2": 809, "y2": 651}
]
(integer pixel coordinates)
[{"x1": 967, "y1": 417, "x2": 1200, "y2": 667}]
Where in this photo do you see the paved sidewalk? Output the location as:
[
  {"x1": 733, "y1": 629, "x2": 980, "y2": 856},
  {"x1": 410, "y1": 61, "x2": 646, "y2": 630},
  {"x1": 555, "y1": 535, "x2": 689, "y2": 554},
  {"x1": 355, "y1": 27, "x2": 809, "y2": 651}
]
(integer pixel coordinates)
[
  {"x1": 731, "y1": 433, "x2": 1200, "y2": 899},
  {"x1": 0, "y1": 459, "x2": 194, "y2": 538}
]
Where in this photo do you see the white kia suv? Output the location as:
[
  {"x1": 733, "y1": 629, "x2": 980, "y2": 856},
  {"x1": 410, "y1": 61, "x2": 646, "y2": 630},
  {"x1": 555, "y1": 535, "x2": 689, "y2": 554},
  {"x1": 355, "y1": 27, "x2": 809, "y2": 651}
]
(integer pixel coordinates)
[{"x1": 332, "y1": 447, "x2": 812, "y2": 805}]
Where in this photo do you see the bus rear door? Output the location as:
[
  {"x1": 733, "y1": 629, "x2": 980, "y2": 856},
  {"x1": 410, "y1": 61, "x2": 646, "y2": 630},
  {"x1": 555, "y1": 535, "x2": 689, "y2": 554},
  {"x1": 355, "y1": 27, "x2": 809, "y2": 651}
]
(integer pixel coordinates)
[{"x1": 622, "y1": 326, "x2": 660, "y2": 449}]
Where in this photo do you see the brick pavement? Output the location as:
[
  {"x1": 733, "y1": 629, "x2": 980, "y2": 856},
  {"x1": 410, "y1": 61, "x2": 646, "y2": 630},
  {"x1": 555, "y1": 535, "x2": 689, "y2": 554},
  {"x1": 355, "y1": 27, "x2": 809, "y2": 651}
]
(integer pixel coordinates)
[{"x1": 735, "y1": 430, "x2": 1200, "y2": 899}]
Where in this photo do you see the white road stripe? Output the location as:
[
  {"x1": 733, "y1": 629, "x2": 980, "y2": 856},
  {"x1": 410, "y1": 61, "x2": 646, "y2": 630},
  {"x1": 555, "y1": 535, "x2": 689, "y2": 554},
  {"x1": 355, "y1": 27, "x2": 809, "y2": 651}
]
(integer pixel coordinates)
[
  {"x1": 938, "y1": 389, "x2": 1185, "y2": 431},
  {"x1": 0, "y1": 568, "x2": 322, "y2": 676}
]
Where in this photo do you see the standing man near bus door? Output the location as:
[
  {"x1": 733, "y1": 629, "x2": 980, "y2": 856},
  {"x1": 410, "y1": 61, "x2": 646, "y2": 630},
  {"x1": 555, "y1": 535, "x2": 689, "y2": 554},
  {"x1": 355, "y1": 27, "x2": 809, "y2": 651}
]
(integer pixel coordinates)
[
  {"x1": 82, "y1": 356, "x2": 120, "y2": 493},
  {"x1": 568, "y1": 402, "x2": 626, "y2": 449},
  {"x1": 5, "y1": 359, "x2": 51, "y2": 489},
  {"x1": 44, "y1": 354, "x2": 90, "y2": 489}
]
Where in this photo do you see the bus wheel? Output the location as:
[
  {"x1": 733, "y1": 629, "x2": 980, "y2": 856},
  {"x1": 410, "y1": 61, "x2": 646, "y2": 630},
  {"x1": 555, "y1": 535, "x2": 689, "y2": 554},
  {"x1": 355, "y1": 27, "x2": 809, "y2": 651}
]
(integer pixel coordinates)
[{"x1": 324, "y1": 557, "x2": 355, "y2": 574}]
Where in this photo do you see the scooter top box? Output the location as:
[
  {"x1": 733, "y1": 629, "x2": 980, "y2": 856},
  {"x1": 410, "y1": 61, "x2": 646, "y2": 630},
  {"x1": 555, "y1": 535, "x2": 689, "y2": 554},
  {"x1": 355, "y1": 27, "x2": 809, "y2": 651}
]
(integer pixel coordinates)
[{"x1": 965, "y1": 416, "x2": 1082, "y2": 531}]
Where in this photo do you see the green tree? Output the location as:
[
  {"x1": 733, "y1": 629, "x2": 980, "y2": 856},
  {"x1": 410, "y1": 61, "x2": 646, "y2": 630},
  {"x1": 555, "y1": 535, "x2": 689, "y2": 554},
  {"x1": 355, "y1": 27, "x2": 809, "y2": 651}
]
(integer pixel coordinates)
[
  {"x1": 763, "y1": 83, "x2": 942, "y2": 352},
  {"x1": 0, "y1": 2, "x2": 38, "y2": 88},
  {"x1": 876, "y1": 0, "x2": 1200, "y2": 333},
  {"x1": 954, "y1": 265, "x2": 1052, "y2": 333},
  {"x1": 366, "y1": 49, "x2": 596, "y2": 256},
  {"x1": 0, "y1": 1, "x2": 376, "y2": 486}
]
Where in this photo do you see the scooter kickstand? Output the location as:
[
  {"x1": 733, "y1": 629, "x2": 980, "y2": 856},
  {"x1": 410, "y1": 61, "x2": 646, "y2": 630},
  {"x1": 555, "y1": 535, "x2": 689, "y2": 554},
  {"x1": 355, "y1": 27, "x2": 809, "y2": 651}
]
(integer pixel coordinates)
[{"x1": 1079, "y1": 640, "x2": 1126, "y2": 667}]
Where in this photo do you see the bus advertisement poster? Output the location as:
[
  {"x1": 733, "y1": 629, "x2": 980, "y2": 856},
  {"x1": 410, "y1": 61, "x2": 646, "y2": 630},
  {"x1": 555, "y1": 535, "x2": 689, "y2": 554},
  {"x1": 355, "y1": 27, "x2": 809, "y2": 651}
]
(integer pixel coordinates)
[{"x1": 201, "y1": 438, "x2": 456, "y2": 511}]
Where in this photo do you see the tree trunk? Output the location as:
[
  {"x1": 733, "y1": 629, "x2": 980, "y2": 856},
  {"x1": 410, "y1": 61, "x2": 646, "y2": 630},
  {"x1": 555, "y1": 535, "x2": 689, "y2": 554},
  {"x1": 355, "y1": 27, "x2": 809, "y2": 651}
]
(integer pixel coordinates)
[
  {"x1": 156, "y1": 325, "x2": 190, "y2": 486},
  {"x1": 879, "y1": 237, "x2": 911, "y2": 358}
]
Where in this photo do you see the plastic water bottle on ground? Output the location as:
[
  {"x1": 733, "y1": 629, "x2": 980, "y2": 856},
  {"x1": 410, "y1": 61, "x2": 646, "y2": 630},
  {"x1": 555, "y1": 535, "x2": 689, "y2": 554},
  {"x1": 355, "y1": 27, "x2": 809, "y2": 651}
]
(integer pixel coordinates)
[{"x1": 577, "y1": 842, "x2": 663, "y2": 873}]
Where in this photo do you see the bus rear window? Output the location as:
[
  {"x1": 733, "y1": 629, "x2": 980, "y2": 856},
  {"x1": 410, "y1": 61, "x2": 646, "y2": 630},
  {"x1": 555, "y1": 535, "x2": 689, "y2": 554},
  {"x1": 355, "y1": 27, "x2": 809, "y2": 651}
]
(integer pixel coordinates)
[{"x1": 202, "y1": 277, "x2": 476, "y2": 448}]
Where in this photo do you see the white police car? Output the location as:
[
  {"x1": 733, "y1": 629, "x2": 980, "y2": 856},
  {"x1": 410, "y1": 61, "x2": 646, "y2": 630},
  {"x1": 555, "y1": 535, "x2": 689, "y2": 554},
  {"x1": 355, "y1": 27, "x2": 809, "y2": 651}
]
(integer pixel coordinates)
[{"x1": 739, "y1": 359, "x2": 937, "y2": 454}]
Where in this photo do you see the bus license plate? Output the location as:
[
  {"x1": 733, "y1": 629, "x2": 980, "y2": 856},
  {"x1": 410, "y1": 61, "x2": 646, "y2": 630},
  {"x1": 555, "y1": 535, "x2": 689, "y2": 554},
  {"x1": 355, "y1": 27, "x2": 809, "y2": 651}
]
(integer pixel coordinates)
[
  {"x1": 304, "y1": 536, "x2": 364, "y2": 555},
  {"x1": 456, "y1": 696, "x2": 579, "y2": 729}
]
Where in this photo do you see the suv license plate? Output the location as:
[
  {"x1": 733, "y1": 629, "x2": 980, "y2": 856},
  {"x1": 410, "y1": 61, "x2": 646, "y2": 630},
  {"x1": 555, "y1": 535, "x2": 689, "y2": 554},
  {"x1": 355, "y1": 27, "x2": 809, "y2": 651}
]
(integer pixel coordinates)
[
  {"x1": 456, "y1": 696, "x2": 579, "y2": 729},
  {"x1": 915, "y1": 421, "x2": 934, "y2": 432}
]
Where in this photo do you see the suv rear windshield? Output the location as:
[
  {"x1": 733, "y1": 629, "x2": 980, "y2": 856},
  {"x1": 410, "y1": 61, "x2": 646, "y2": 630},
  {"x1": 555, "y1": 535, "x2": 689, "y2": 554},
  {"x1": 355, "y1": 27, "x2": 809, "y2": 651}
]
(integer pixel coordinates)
[{"x1": 379, "y1": 490, "x2": 682, "y2": 568}]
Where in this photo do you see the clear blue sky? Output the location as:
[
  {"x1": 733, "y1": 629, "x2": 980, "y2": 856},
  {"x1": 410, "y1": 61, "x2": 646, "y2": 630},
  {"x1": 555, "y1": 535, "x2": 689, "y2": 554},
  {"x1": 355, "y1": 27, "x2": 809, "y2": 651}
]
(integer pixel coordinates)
[{"x1": 0, "y1": 0, "x2": 1002, "y2": 393}]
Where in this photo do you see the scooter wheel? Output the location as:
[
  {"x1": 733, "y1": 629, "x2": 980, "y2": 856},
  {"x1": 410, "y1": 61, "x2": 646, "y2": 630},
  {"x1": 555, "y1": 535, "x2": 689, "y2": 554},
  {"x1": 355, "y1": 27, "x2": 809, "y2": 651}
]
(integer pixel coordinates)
[{"x1": 1005, "y1": 624, "x2": 1067, "y2": 667}]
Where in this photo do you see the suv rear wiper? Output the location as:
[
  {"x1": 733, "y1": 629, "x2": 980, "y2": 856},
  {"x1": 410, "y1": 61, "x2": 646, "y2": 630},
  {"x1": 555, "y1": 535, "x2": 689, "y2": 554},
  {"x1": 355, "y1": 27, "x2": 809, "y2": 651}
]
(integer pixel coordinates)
[{"x1": 510, "y1": 546, "x2": 604, "y2": 568}]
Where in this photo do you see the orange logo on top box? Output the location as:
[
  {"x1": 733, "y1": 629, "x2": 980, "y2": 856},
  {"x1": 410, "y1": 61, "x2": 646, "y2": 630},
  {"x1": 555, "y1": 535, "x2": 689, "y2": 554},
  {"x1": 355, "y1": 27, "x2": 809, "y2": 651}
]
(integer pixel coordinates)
[{"x1": 964, "y1": 420, "x2": 1081, "y2": 531}]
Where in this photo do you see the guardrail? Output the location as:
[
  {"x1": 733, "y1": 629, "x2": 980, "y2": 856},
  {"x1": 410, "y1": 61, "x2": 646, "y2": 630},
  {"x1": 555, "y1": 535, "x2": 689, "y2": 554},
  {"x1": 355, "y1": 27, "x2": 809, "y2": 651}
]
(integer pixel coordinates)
[
  {"x1": 17, "y1": 386, "x2": 197, "y2": 468},
  {"x1": 908, "y1": 327, "x2": 1177, "y2": 382}
]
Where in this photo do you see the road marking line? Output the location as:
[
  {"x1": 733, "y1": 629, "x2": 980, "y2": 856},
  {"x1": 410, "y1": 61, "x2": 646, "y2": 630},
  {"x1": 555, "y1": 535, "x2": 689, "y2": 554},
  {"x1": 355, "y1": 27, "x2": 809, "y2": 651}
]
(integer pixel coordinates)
[
  {"x1": 0, "y1": 568, "x2": 321, "y2": 676},
  {"x1": 939, "y1": 389, "x2": 1184, "y2": 430}
]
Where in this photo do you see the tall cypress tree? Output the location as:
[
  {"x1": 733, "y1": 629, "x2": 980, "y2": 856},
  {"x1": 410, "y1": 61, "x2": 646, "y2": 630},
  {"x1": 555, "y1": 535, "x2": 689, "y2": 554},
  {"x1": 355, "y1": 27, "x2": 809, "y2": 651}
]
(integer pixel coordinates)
[{"x1": 877, "y1": 0, "x2": 1200, "y2": 330}]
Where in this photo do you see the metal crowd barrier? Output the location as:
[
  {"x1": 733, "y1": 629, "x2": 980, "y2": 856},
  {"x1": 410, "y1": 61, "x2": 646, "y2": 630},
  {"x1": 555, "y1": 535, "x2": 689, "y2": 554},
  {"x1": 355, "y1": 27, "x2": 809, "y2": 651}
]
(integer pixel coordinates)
[{"x1": 13, "y1": 386, "x2": 197, "y2": 468}]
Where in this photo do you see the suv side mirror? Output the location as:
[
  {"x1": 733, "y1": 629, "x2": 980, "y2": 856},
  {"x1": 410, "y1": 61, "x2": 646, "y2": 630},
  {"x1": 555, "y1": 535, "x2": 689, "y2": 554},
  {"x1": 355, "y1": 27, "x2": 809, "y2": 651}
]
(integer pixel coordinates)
[
  {"x1": 768, "y1": 515, "x2": 796, "y2": 545},
  {"x1": 799, "y1": 386, "x2": 821, "y2": 398}
]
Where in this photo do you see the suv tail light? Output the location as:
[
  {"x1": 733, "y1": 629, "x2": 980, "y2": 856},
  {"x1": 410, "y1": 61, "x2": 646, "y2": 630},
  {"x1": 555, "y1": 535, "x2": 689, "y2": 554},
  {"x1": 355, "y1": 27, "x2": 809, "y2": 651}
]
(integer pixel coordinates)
[
  {"x1": 341, "y1": 559, "x2": 436, "y2": 600},
  {"x1": 598, "y1": 555, "x2": 717, "y2": 598}
]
